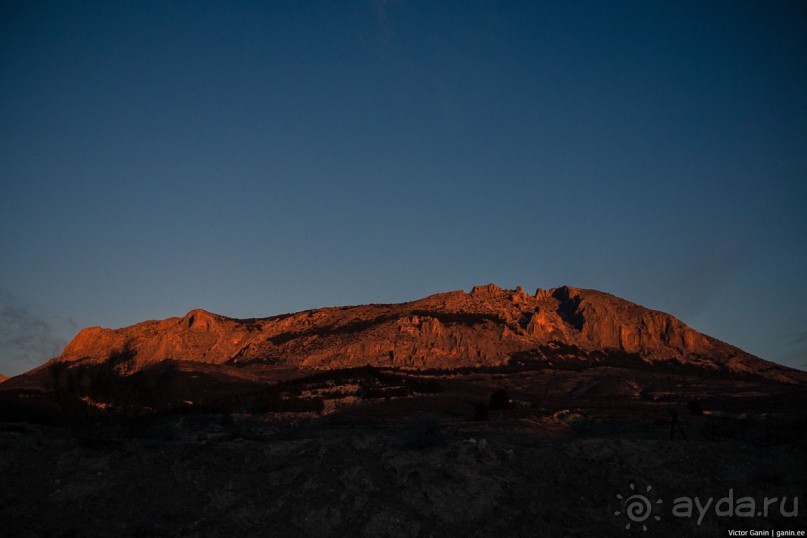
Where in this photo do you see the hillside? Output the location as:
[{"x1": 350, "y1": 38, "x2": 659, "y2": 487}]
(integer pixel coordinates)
[{"x1": 45, "y1": 284, "x2": 804, "y2": 384}]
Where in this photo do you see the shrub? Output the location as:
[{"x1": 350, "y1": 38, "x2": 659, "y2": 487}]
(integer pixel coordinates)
[{"x1": 489, "y1": 389, "x2": 513, "y2": 410}]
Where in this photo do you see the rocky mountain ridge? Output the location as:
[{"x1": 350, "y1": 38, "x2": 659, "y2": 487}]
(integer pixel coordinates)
[{"x1": 50, "y1": 284, "x2": 805, "y2": 384}]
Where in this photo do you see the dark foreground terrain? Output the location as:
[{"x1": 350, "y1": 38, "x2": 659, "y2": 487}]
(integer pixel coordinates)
[{"x1": 2, "y1": 365, "x2": 806, "y2": 537}]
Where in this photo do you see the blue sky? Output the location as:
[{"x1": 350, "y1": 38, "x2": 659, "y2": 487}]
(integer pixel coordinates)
[{"x1": 1, "y1": 1, "x2": 806, "y2": 376}]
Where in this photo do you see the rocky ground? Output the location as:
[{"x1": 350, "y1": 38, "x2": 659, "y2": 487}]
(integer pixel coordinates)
[{"x1": 2, "y1": 404, "x2": 805, "y2": 538}]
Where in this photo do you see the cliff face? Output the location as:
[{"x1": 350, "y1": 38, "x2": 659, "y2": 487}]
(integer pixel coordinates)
[
  {"x1": 62, "y1": 309, "x2": 253, "y2": 370},
  {"x1": 53, "y1": 284, "x2": 804, "y2": 383}
]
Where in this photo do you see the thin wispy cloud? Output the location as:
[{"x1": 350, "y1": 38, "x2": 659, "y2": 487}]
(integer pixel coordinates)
[
  {"x1": 374, "y1": 0, "x2": 402, "y2": 37},
  {"x1": 0, "y1": 289, "x2": 74, "y2": 376},
  {"x1": 661, "y1": 238, "x2": 746, "y2": 321},
  {"x1": 781, "y1": 330, "x2": 807, "y2": 370}
]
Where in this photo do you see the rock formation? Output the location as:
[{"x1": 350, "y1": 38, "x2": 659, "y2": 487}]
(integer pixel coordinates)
[{"x1": 45, "y1": 284, "x2": 805, "y2": 384}]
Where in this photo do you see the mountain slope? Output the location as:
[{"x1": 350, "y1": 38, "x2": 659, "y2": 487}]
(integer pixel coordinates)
[{"x1": 49, "y1": 284, "x2": 804, "y2": 384}]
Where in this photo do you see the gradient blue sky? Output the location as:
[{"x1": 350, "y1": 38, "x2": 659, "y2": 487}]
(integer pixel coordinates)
[{"x1": 1, "y1": 1, "x2": 806, "y2": 376}]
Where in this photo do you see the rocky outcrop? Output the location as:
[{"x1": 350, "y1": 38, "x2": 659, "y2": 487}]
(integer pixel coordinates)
[
  {"x1": 59, "y1": 309, "x2": 256, "y2": 372},
  {"x1": 48, "y1": 284, "x2": 805, "y2": 383}
]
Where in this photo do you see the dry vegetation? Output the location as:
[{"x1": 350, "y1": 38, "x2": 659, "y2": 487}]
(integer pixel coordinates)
[{"x1": 2, "y1": 362, "x2": 806, "y2": 536}]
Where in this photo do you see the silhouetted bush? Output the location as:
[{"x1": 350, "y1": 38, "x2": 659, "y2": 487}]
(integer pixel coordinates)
[
  {"x1": 489, "y1": 389, "x2": 513, "y2": 410},
  {"x1": 5, "y1": 362, "x2": 439, "y2": 425},
  {"x1": 687, "y1": 400, "x2": 704, "y2": 415}
]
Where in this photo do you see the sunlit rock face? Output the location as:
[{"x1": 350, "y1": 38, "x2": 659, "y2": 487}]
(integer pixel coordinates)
[{"x1": 51, "y1": 284, "x2": 804, "y2": 383}]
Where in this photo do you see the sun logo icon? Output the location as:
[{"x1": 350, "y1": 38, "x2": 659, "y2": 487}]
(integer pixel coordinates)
[{"x1": 614, "y1": 483, "x2": 663, "y2": 531}]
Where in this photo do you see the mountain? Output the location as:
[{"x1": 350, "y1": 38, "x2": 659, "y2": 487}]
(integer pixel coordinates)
[
  {"x1": 46, "y1": 284, "x2": 804, "y2": 384},
  {"x1": 4, "y1": 288, "x2": 806, "y2": 535},
  {"x1": 0, "y1": 374, "x2": 7, "y2": 384}
]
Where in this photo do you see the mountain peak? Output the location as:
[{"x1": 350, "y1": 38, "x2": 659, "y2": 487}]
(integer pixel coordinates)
[
  {"x1": 181, "y1": 309, "x2": 221, "y2": 330},
  {"x1": 44, "y1": 284, "x2": 805, "y2": 384},
  {"x1": 470, "y1": 283, "x2": 504, "y2": 296}
]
